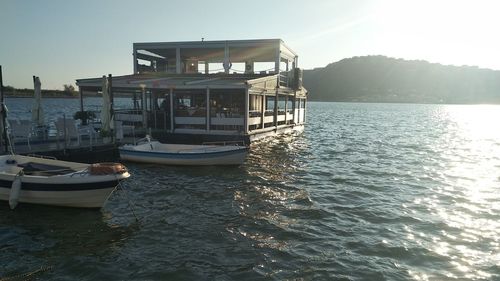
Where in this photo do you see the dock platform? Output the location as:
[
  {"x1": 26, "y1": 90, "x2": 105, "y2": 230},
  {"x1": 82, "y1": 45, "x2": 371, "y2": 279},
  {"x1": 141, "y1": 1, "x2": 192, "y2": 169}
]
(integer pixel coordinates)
[{"x1": 1, "y1": 137, "x2": 122, "y2": 163}]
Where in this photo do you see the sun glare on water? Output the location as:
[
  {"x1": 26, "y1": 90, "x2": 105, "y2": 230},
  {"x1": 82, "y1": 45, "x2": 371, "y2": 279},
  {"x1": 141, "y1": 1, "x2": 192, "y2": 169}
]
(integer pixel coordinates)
[{"x1": 411, "y1": 105, "x2": 500, "y2": 280}]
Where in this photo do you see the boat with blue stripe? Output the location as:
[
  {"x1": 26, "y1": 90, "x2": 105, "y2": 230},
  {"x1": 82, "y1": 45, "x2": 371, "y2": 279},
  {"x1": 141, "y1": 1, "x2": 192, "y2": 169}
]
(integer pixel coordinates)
[
  {"x1": 0, "y1": 155, "x2": 130, "y2": 209},
  {"x1": 119, "y1": 138, "x2": 248, "y2": 166}
]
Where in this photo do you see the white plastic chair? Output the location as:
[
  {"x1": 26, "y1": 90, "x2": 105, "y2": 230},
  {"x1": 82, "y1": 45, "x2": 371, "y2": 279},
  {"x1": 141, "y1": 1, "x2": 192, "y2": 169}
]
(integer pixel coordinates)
[
  {"x1": 8, "y1": 119, "x2": 33, "y2": 150},
  {"x1": 114, "y1": 120, "x2": 136, "y2": 142},
  {"x1": 114, "y1": 120, "x2": 124, "y2": 140},
  {"x1": 55, "y1": 118, "x2": 95, "y2": 145},
  {"x1": 78, "y1": 122, "x2": 98, "y2": 144}
]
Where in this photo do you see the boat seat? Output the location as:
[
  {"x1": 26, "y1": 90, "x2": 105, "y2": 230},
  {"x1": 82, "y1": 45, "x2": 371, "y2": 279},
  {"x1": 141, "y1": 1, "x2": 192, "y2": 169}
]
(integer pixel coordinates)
[
  {"x1": 8, "y1": 119, "x2": 33, "y2": 150},
  {"x1": 17, "y1": 162, "x2": 76, "y2": 176},
  {"x1": 55, "y1": 118, "x2": 95, "y2": 146}
]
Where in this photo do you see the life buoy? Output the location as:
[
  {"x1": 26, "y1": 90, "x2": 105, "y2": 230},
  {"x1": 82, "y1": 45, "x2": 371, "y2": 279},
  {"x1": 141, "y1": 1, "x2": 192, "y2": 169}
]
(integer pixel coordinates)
[
  {"x1": 9, "y1": 176, "x2": 22, "y2": 209},
  {"x1": 89, "y1": 163, "x2": 127, "y2": 175}
]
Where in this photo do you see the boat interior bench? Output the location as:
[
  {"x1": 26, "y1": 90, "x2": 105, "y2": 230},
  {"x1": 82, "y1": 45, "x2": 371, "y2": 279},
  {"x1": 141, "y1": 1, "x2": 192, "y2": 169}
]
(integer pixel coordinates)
[{"x1": 17, "y1": 162, "x2": 77, "y2": 176}]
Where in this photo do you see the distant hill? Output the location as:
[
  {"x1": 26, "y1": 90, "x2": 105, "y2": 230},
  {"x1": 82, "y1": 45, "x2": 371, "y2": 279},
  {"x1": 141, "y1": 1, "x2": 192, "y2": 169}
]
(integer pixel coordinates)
[
  {"x1": 2, "y1": 85, "x2": 80, "y2": 98},
  {"x1": 303, "y1": 55, "x2": 500, "y2": 104}
]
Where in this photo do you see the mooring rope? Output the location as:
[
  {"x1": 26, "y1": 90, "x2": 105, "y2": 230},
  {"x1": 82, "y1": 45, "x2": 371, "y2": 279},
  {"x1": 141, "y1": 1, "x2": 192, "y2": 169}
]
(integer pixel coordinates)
[
  {"x1": 115, "y1": 177, "x2": 140, "y2": 223},
  {"x1": 5, "y1": 119, "x2": 15, "y2": 155}
]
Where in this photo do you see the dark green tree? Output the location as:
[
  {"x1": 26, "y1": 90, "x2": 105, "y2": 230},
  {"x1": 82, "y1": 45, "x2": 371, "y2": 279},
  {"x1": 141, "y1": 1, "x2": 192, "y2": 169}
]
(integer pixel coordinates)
[{"x1": 63, "y1": 84, "x2": 77, "y2": 97}]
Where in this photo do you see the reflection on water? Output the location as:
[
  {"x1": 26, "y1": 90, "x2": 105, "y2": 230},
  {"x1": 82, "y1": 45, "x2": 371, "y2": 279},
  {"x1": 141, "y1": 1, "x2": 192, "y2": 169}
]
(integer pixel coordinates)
[
  {"x1": 301, "y1": 103, "x2": 500, "y2": 280},
  {"x1": 412, "y1": 105, "x2": 500, "y2": 280},
  {"x1": 231, "y1": 135, "x2": 320, "y2": 278},
  {"x1": 0, "y1": 204, "x2": 136, "y2": 279},
  {"x1": 0, "y1": 102, "x2": 499, "y2": 280},
  {"x1": 361, "y1": 104, "x2": 500, "y2": 280}
]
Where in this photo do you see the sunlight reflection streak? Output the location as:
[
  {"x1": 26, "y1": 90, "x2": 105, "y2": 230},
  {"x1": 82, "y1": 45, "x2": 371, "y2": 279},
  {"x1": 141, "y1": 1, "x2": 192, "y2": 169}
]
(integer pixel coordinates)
[{"x1": 411, "y1": 105, "x2": 500, "y2": 280}]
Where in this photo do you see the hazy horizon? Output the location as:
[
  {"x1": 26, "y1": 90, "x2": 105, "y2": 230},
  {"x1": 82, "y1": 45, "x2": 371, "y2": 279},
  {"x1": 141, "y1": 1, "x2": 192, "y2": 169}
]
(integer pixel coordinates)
[
  {"x1": 2, "y1": 55, "x2": 499, "y2": 91},
  {"x1": 1, "y1": 0, "x2": 499, "y2": 89}
]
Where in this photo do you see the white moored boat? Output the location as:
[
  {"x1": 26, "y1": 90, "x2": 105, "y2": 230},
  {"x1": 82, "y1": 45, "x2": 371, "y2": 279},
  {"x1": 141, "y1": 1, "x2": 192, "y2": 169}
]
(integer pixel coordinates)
[
  {"x1": 119, "y1": 139, "x2": 248, "y2": 166},
  {"x1": 0, "y1": 155, "x2": 130, "y2": 209}
]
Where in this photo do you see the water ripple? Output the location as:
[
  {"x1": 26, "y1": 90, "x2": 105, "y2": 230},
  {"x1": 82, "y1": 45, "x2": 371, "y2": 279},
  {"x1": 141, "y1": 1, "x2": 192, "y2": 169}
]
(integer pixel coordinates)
[{"x1": 1, "y1": 101, "x2": 500, "y2": 280}]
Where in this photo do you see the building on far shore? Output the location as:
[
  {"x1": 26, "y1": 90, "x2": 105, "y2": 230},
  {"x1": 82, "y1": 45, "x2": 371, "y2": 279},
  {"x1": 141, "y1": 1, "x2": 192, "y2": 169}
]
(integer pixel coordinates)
[{"x1": 76, "y1": 39, "x2": 307, "y2": 143}]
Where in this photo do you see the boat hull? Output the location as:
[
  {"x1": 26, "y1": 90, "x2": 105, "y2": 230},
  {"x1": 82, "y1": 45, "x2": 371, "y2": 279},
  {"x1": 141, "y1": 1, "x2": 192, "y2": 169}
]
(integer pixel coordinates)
[
  {"x1": 119, "y1": 145, "x2": 248, "y2": 165},
  {"x1": 0, "y1": 184, "x2": 117, "y2": 208},
  {"x1": 0, "y1": 155, "x2": 129, "y2": 208}
]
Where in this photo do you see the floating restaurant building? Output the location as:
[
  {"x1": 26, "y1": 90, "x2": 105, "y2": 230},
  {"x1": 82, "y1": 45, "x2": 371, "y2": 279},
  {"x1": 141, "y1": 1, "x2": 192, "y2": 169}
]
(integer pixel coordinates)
[{"x1": 76, "y1": 39, "x2": 307, "y2": 143}]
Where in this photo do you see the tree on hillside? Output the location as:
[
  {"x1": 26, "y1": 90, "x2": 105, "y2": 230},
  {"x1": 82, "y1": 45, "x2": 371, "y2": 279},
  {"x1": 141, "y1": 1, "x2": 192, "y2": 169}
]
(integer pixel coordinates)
[
  {"x1": 63, "y1": 84, "x2": 78, "y2": 97},
  {"x1": 2, "y1": 85, "x2": 15, "y2": 93},
  {"x1": 303, "y1": 56, "x2": 500, "y2": 104}
]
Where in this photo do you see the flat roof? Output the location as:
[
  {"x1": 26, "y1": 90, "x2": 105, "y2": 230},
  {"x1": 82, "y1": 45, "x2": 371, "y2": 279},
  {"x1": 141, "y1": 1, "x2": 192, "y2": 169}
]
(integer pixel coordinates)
[
  {"x1": 76, "y1": 73, "x2": 276, "y2": 91},
  {"x1": 134, "y1": 38, "x2": 297, "y2": 62},
  {"x1": 134, "y1": 38, "x2": 284, "y2": 48}
]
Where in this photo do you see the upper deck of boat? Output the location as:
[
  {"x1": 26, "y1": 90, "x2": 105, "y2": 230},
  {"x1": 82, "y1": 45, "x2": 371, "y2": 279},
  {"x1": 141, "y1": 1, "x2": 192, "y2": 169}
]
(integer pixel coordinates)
[{"x1": 76, "y1": 72, "x2": 278, "y2": 92}]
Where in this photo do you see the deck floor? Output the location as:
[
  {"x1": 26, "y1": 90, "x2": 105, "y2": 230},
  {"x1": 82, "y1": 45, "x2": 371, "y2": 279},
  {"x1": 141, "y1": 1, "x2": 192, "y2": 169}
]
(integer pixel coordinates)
[
  {"x1": 0, "y1": 136, "x2": 137, "y2": 163},
  {"x1": 5, "y1": 137, "x2": 107, "y2": 155}
]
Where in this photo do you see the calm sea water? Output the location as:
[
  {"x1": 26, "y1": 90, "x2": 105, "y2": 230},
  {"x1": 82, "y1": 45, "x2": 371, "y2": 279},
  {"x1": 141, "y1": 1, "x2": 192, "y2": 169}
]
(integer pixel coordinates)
[{"x1": 1, "y1": 100, "x2": 500, "y2": 280}]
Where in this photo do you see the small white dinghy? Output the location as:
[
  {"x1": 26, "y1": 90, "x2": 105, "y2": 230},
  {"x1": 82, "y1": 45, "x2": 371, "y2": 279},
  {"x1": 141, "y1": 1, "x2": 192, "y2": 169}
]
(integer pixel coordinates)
[
  {"x1": 0, "y1": 154, "x2": 130, "y2": 209},
  {"x1": 119, "y1": 137, "x2": 248, "y2": 166}
]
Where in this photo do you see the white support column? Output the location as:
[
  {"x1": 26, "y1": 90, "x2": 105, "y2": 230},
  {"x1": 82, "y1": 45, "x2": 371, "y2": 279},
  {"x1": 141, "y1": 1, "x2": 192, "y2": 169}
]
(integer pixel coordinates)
[
  {"x1": 261, "y1": 93, "x2": 265, "y2": 129},
  {"x1": 275, "y1": 48, "x2": 280, "y2": 73},
  {"x1": 303, "y1": 99, "x2": 307, "y2": 123},
  {"x1": 275, "y1": 48, "x2": 281, "y2": 86},
  {"x1": 293, "y1": 91, "x2": 297, "y2": 124},
  {"x1": 274, "y1": 89, "x2": 278, "y2": 129},
  {"x1": 205, "y1": 61, "x2": 209, "y2": 74},
  {"x1": 223, "y1": 43, "x2": 230, "y2": 74},
  {"x1": 286, "y1": 60, "x2": 291, "y2": 87},
  {"x1": 176, "y1": 47, "x2": 181, "y2": 74},
  {"x1": 169, "y1": 88, "x2": 174, "y2": 132},
  {"x1": 206, "y1": 88, "x2": 210, "y2": 131},
  {"x1": 284, "y1": 94, "x2": 288, "y2": 124},
  {"x1": 141, "y1": 86, "x2": 147, "y2": 129},
  {"x1": 244, "y1": 87, "x2": 249, "y2": 134}
]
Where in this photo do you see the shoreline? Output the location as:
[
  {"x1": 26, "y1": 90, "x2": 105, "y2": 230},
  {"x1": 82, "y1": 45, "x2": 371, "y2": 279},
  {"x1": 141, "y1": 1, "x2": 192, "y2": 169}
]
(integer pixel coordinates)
[
  {"x1": 5, "y1": 95, "x2": 499, "y2": 105},
  {"x1": 4, "y1": 95, "x2": 81, "y2": 99}
]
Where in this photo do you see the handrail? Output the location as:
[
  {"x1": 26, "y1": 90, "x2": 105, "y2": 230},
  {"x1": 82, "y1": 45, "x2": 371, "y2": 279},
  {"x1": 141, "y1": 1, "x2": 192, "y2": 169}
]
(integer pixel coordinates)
[
  {"x1": 202, "y1": 140, "x2": 246, "y2": 146},
  {"x1": 26, "y1": 154, "x2": 57, "y2": 160},
  {"x1": 174, "y1": 145, "x2": 245, "y2": 154},
  {"x1": 174, "y1": 147, "x2": 219, "y2": 154},
  {"x1": 135, "y1": 135, "x2": 155, "y2": 145}
]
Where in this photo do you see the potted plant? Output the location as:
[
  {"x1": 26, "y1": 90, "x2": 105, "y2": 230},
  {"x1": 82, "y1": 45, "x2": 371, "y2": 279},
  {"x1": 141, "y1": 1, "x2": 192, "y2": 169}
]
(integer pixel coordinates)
[
  {"x1": 73, "y1": 111, "x2": 96, "y2": 125},
  {"x1": 100, "y1": 129, "x2": 112, "y2": 144}
]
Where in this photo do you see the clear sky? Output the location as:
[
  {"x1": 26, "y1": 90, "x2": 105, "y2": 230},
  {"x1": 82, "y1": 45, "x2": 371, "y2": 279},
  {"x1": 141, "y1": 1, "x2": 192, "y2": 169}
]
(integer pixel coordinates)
[{"x1": 1, "y1": 0, "x2": 499, "y2": 89}]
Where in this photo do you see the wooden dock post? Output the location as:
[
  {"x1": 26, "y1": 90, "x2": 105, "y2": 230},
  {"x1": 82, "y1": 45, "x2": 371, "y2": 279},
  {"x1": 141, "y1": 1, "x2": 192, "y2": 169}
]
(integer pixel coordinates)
[{"x1": 79, "y1": 87, "x2": 84, "y2": 113}]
